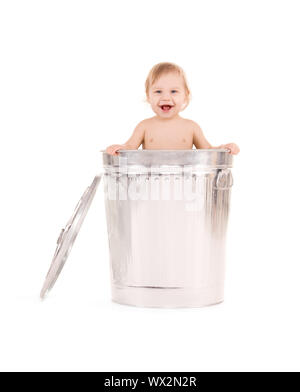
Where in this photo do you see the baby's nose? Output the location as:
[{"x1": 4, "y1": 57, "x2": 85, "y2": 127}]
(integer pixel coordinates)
[{"x1": 161, "y1": 93, "x2": 172, "y2": 101}]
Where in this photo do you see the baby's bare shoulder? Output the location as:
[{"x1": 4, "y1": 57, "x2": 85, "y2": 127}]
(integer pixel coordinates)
[
  {"x1": 182, "y1": 118, "x2": 200, "y2": 129},
  {"x1": 143, "y1": 117, "x2": 156, "y2": 124},
  {"x1": 135, "y1": 118, "x2": 153, "y2": 128},
  {"x1": 175, "y1": 118, "x2": 200, "y2": 135},
  {"x1": 135, "y1": 117, "x2": 158, "y2": 133}
]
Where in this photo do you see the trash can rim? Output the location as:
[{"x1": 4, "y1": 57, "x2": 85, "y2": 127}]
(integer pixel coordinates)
[
  {"x1": 101, "y1": 149, "x2": 233, "y2": 169},
  {"x1": 100, "y1": 149, "x2": 230, "y2": 153}
]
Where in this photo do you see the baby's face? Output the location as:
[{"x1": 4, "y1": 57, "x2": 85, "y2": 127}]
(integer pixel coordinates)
[{"x1": 147, "y1": 72, "x2": 188, "y2": 119}]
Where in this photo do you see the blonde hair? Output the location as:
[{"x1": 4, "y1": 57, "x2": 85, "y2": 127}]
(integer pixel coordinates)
[{"x1": 145, "y1": 62, "x2": 191, "y2": 107}]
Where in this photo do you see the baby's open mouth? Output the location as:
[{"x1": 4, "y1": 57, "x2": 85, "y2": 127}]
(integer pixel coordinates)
[{"x1": 160, "y1": 105, "x2": 173, "y2": 112}]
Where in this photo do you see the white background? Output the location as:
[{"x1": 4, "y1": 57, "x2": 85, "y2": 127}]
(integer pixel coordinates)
[{"x1": 1, "y1": 0, "x2": 300, "y2": 372}]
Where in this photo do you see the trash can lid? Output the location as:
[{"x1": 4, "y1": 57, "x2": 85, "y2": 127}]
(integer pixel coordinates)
[{"x1": 40, "y1": 175, "x2": 102, "y2": 299}]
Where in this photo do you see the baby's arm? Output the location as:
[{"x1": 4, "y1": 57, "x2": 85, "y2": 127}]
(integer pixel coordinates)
[
  {"x1": 192, "y1": 121, "x2": 240, "y2": 155},
  {"x1": 192, "y1": 121, "x2": 213, "y2": 149},
  {"x1": 106, "y1": 121, "x2": 146, "y2": 155}
]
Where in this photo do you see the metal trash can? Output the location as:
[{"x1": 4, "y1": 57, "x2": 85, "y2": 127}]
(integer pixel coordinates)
[{"x1": 41, "y1": 150, "x2": 234, "y2": 308}]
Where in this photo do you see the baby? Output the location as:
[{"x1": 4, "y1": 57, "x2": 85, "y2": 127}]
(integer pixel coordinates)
[{"x1": 106, "y1": 62, "x2": 240, "y2": 155}]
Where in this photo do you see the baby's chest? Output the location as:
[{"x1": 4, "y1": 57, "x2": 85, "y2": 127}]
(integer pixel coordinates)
[{"x1": 144, "y1": 127, "x2": 193, "y2": 145}]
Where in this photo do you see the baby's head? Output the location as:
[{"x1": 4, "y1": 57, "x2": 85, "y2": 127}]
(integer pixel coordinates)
[{"x1": 145, "y1": 62, "x2": 191, "y2": 119}]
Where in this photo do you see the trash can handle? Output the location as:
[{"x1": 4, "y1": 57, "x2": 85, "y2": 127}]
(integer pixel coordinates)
[{"x1": 215, "y1": 169, "x2": 233, "y2": 190}]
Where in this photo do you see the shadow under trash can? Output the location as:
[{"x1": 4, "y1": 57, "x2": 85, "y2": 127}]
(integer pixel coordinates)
[{"x1": 41, "y1": 150, "x2": 234, "y2": 308}]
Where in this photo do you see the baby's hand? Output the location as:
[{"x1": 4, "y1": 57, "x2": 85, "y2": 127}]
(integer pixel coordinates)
[
  {"x1": 105, "y1": 144, "x2": 126, "y2": 156},
  {"x1": 220, "y1": 143, "x2": 240, "y2": 155}
]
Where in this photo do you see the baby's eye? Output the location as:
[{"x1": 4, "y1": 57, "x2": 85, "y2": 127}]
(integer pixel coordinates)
[
  {"x1": 155, "y1": 90, "x2": 162, "y2": 94},
  {"x1": 171, "y1": 90, "x2": 178, "y2": 94}
]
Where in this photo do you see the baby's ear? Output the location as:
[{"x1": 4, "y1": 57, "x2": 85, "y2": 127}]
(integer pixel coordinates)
[{"x1": 181, "y1": 92, "x2": 191, "y2": 111}]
